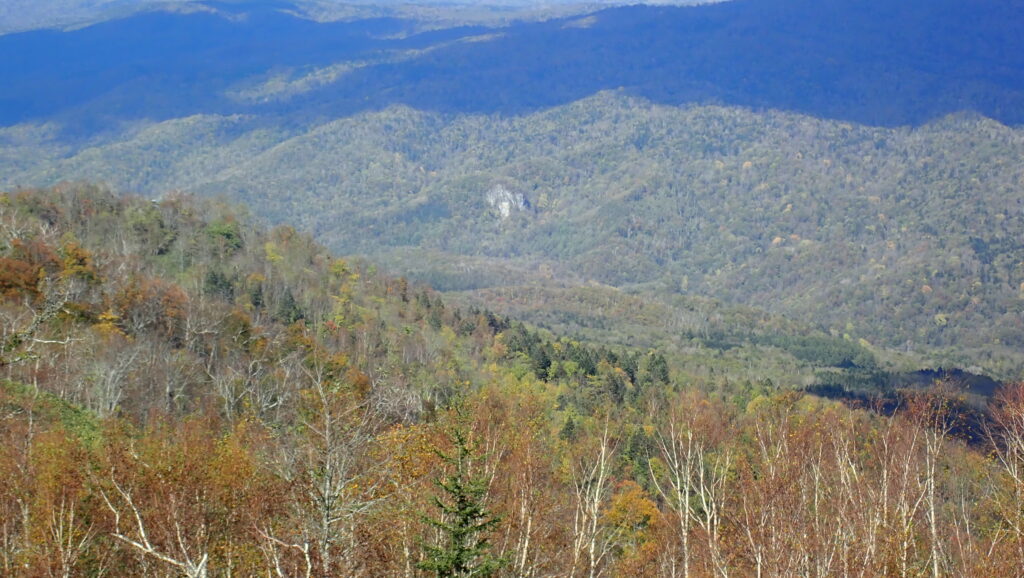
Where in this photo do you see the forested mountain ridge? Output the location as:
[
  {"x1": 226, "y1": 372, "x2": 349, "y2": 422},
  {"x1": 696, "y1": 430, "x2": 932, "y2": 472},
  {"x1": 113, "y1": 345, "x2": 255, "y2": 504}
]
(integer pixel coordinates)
[
  {"x1": 8, "y1": 94, "x2": 1023, "y2": 375},
  {"x1": 3, "y1": 185, "x2": 1024, "y2": 575},
  {"x1": 4, "y1": 0, "x2": 1024, "y2": 376}
]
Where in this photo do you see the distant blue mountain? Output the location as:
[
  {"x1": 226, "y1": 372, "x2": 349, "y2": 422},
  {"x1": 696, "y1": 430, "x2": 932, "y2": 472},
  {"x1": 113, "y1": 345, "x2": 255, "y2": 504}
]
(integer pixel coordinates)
[
  {"x1": 0, "y1": 1, "x2": 486, "y2": 131},
  {"x1": 2, "y1": 0, "x2": 1023, "y2": 131}
]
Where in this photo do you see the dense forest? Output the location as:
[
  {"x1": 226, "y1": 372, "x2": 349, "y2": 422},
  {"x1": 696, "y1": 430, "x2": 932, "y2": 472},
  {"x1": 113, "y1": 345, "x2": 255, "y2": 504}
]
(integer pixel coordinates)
[{"x1": 3, "y1": 185, "x2": 1024, "y2": 576}]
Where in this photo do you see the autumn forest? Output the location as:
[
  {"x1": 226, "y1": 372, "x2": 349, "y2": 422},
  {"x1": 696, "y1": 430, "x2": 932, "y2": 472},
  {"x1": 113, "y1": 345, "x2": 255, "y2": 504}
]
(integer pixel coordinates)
[{"x1": 1, "y1": 186, "x2": 1024, "y2": 577}]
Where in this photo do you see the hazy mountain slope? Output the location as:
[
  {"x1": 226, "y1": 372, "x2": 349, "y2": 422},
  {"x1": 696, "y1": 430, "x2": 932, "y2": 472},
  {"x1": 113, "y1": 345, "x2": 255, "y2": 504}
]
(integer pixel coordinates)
[
  {"x1": 3, "y1": 0, "x2": 1024, "y2": 131},
  {"x1": 0, "y1": 1, "x2": 488, "y2": 131},
  {"x1": 6, "y1": 93, "x2": 1024, "y2": 374},
  {"x1": 0, "y1": 0, "x2": 175, "y2": 35},
  {"x1": 303, "y1": 0, "x2": 1024, "y2": 126},
  {"x1": 0, "y1": 0, "x2": 628, "y2": 36},
  {"x1": 5, "y1": 115, "x2": 294, "y2": 192}
]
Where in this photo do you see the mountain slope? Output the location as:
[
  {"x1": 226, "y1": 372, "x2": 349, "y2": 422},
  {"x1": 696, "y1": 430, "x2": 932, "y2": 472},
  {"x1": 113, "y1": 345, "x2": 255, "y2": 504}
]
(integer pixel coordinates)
[
  {"x1": 6, "y1": 94, "x2": 1024, "y2": 374},
  {"x1": 3, "y1": 0, "x2": 1024, "y2": 130}
]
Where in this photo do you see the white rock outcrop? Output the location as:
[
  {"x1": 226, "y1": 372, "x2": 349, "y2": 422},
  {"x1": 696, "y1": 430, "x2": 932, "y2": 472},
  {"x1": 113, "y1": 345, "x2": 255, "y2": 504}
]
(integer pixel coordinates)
[{"x1": 485, "y1": 184, "x2": 529, "y2": 220}]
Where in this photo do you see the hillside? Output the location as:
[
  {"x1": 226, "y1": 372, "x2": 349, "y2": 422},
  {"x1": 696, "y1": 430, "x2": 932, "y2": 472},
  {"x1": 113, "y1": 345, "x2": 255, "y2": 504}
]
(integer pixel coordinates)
[
  {"x1": 7, "y1": 94, "x2": 1024, "y2": 375},
  {"x1": 0, "y1": 184, "x2": 498, "y2": 420},
  {"x1": 2, "y1": 185, "x2": 1024, "y2": 576}
]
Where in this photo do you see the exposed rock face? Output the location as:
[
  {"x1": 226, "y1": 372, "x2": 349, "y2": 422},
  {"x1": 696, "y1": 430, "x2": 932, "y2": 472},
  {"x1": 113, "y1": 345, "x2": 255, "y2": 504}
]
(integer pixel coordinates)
[{"x1": 485, "y1": 184, "x2": 529, "y2": 220}]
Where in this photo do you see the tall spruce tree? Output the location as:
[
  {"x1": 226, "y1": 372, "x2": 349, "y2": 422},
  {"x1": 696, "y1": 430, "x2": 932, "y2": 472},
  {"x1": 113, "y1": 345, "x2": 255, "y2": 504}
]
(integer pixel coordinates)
[{"x1": 418, "y1": 426, "x2": 506, "y2": 577}]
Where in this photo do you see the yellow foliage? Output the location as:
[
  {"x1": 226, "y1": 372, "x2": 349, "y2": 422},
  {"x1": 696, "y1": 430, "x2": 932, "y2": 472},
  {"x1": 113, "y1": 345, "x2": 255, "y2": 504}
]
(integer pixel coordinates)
[
  {"x1": 93, "y1": 309, "x2": 126, "y2": 339},
  {"x1": 263, "y1": 241, "x2": 283, "y2": 263},
  {"x1": 605, "y1": 480, "x2": 661, "y2": 543},
  {"x1": 375, "y1": 423, "x2": 438, "y2": 481}
]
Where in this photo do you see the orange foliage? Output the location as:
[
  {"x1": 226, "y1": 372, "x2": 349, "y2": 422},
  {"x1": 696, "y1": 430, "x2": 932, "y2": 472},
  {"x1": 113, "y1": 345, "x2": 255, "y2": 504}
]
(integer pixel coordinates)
[
  {"x1": 0, "y1": 257, "x2": 39, "y2": 299},
  {"x1": 606, "y1": 478, "x2": 665, "y2": 574},
  {"x1": 11, "y1": 238, "x2": 60, "y2": 273}
]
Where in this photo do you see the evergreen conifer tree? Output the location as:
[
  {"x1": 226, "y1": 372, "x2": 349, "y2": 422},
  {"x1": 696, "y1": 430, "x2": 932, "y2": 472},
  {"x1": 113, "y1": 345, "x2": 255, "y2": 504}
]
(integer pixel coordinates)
[{"x1": 418, "y1": 426, "x2": 507, "y2": 577}]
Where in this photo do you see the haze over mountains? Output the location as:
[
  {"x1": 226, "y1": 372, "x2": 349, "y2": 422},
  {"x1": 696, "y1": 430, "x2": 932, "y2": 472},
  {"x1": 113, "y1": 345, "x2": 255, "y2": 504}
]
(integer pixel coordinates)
[
  {"x1": 3, "y1": 0, "x2": 1024, "y2": 376},
  {"x1": 0, "y1": 0, "x2": 651, "y2": 36},
  {"x1": 3, "y1": 0, "x2": 1024, "y2": 128}
]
